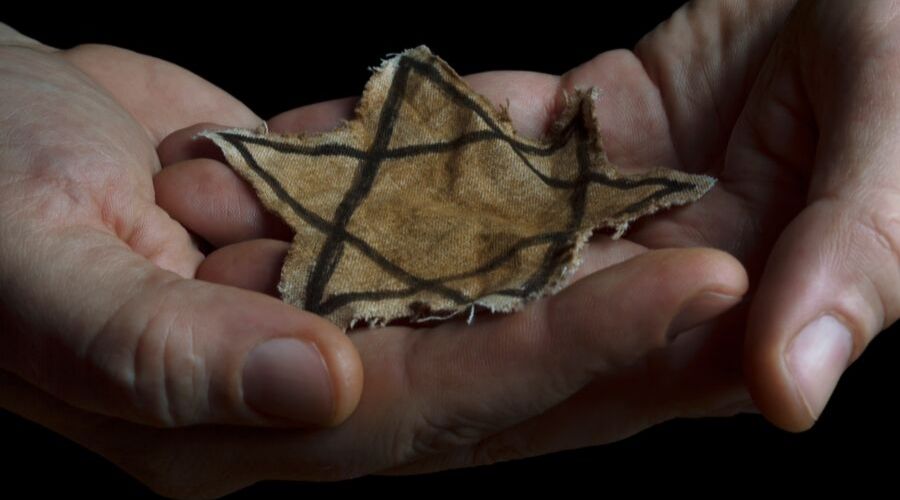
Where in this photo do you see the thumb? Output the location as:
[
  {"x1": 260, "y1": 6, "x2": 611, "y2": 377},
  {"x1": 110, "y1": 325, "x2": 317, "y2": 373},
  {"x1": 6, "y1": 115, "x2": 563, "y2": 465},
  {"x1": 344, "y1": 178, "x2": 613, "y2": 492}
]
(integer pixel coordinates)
[
  {"x1": 0, "y1": 229, "x2": 363, "y2": 428},
  {"x1": 744, "y1": 203, "x2": 891, "y2": 431},
  {"x1": 741, "y1": 11, "x2": 900, "y2": 431}
]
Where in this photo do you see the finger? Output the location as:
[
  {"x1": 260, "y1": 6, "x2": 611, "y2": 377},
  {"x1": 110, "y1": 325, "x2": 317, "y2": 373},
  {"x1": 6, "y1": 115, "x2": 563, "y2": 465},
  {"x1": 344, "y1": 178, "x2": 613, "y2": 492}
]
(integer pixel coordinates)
[
  {"x1": 267, "y1": 96, "x2": 358, "y2": 133},
  {"x1": 154, "y1": 158, "x2": 292, "y2": 247},
  {"x1": 478, "y1": 305, "x2": 755, "y2": 463},
  {"x1": 157, "y1": 122, "x2": 233, "y2": 166},
  {"x1": 156, "y1": 97, "x2": 358, "y2": 169},
  {"x1": 263, "y1": 73, "x2": 561, "y2": 139},
  {"x1": 323, "y1": 247, "x2": 747, "y2": 471},
  {"x1": 263, "y1": 61, "x2": 679, "y2": 173},
  {"x1": 402, "y1": 247, "x2": 747, "y2": 430},
  {"x1": 0, "y1": 227, "x2": 362, "y2": 429},
  {"x1": 156, "y1": 97, "x2": 358, "y2": 168},
  {"x1": 153, "y1": 98, "x2": 362, "y2": 246},
  {"x1": 737, "y1": 11, "x2": 900, "y2": 431},
  {"x1": 571, "y1": 234, "x2": 647, "y2": 281},
  {"x1": 390, "y1": 302, "x2": 754, "y2": 473},
  {"x1": 196, "y1": 239, "x2": 289, "y2": 296}
]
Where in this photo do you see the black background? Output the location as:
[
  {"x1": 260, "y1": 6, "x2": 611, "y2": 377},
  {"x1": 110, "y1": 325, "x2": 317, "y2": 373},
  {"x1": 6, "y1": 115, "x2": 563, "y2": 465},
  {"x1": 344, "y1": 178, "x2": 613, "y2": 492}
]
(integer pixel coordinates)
[{"x1": 2, "y1": 4, "x2": 897, "y2": 497}]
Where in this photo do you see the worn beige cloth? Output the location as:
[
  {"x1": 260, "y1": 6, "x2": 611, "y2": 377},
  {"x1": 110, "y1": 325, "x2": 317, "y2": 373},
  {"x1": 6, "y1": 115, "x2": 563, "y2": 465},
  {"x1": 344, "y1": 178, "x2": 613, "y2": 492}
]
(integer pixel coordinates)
[{"x1": 201, "y1": 46, "x2": 714, "y2": 331}]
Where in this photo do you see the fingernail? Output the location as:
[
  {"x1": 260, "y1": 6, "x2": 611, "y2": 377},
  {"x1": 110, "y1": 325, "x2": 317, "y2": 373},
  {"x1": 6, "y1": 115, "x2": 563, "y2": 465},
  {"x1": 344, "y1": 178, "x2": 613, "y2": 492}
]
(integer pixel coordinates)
[
  {"x1": 786, "y1": 315, "x2": 853, "y2": 421},
  {"x1": 668, "y1": 291, "x2": 741, "y2": 340},
  {"x1": 242, "y1": 338, "x2": 334, "y2": 424}
]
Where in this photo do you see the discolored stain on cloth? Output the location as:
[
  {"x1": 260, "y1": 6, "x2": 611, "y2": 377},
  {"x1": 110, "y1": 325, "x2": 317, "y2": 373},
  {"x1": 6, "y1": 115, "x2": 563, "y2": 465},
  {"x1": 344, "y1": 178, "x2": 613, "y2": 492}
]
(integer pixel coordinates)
[{"x1": 201, "y1": 46, "x2": 715, "y2": 331}]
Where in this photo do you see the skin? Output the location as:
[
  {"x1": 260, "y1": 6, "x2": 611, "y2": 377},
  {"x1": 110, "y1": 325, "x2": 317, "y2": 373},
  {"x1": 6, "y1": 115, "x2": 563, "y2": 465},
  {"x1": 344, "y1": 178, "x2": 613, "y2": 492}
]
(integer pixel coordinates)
[{"x1": 1, "y1": 0, "x2": 898, "y2": 496}]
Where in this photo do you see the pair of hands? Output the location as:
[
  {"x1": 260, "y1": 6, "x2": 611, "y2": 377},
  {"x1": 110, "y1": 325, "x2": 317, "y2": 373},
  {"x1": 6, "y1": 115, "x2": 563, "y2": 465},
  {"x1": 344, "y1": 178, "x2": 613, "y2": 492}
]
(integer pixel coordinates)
[{"x1": 2, "y1": 0, "x2": 898, "y2": 496}]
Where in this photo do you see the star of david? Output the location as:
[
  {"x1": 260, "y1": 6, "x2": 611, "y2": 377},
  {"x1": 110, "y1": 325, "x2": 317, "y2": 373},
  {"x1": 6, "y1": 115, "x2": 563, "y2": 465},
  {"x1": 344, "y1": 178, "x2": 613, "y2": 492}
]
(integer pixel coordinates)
[{"x1": 202, "y1": 46, "x2": 714, "y2": 330}]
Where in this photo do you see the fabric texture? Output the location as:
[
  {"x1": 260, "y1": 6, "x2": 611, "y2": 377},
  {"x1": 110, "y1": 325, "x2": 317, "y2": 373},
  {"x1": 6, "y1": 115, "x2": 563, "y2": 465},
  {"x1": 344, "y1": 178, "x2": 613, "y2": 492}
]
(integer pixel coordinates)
[{"x1": 201, "y1": 46, "x2": 715, "y2": 331}]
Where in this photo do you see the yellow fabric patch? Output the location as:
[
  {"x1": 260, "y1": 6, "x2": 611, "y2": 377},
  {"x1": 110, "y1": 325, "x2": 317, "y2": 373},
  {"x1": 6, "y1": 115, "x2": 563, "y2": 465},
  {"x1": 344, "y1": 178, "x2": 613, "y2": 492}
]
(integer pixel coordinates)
[{"x1": 201, "y1": 46, "x2": 714, "y2": 330}]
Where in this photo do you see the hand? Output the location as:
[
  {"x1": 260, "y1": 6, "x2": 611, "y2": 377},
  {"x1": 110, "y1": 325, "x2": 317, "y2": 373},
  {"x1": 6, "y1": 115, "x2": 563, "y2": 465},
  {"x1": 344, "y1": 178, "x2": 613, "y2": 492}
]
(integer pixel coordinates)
[
  {"x1": 0, "y1": 22, "x2": 369, "y2": 490},
  {"x1": 615, "y1": 0, "x2": 900, "y2": 431},
  {"x1": 432, "y1": 0, "x2": 899, "y2": 434},
  {"x1": 0, "y1": 21, "x2": 751, "y2": 499},
  {"x1": 380, "y1": 0, "x2": 894, "y2": 432},
  {"x1": 724, "y1": 0, "x2": 900, "y2": 431}
]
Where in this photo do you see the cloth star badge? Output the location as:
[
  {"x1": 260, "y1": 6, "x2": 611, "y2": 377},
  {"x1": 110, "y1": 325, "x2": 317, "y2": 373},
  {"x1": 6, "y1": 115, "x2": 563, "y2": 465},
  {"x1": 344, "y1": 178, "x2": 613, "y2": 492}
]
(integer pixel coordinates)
[{"x1": 201, "y1": 46, "x2": 714, "y2": 331}]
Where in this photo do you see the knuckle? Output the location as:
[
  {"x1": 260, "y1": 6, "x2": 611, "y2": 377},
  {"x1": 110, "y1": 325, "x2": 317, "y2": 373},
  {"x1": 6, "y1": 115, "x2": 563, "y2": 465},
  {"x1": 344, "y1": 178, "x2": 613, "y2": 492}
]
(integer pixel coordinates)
[
  {"x1": 857, "y1": 208, "x2": 900, "y2": 268},
  {"x1": 91, "y1": 278, "x2": 208, "y2": 427},
  {"x1": 396, "y1": 333, "x2": 503, "y2": 464},
  {"x1": 854, "y1": 206, "x2": 900, "y2": 321},
  {"x1": 402, "y1": 409, "x2": 495, "y2": 464},
  {"x1": 136, "y1": 281, "x2": 209, "y2": 427}
]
